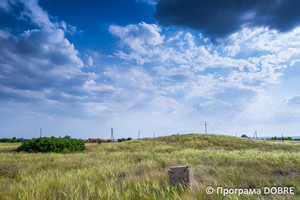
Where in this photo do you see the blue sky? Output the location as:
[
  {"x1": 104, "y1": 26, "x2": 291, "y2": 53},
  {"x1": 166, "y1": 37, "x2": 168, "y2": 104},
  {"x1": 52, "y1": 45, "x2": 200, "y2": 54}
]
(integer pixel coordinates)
[{"x1": 1, "y1": 0, "x2": 300, "y2": 139}]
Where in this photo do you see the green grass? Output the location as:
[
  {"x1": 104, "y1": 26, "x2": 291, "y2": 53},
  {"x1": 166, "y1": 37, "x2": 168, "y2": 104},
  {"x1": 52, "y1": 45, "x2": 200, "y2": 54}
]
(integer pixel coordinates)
[
  {"x1": 0, "y1": 134, "x2": 299, "y2": 200},
  {"x1": 0, "y1": 143, "x2": 22, "y2": 152}
]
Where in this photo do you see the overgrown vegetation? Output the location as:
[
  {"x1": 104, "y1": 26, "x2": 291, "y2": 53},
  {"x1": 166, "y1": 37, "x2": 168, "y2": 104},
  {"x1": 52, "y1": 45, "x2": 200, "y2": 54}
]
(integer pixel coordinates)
[
  {"x1": 0, "y1": 134, "x2": 299, "y2": 199},
  {"x1": 16, "y1": 137, "x2": 86, "y2": 153},
  {"x1": 270, "y1": 136, "x2": 300, "y2": 141},
  {"x1": 0, "y1": 137, "x2": 23, "y2": 143},
  {"x1": 117, "y1": 138, "x2": 127, "y2": 142}
]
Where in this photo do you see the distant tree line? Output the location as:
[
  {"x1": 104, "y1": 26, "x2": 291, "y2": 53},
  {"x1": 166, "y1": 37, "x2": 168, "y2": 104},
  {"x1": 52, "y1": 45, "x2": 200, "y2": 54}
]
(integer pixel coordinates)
[
  {"x1": 0, "y1": 136, "x2": 135, "y2": 144},
  {"x1": 85, "y1": 137, "x2": 133, "y2": 143},
  {"x1": 118, "y1": 138, "x2": 132, "y2": 142},
  {"x1": 0, "y1": 137, "x2": 23, "y2": 143},
  {"x1": 269, "y1": 136, "x2": 299, "y2": 141}
]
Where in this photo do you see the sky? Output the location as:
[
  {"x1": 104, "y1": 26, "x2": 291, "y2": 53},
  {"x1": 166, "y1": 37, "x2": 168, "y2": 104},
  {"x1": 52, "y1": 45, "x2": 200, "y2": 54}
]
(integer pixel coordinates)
[{"x1": 1, "y1": 0, "x2": 300, "y2": 139}]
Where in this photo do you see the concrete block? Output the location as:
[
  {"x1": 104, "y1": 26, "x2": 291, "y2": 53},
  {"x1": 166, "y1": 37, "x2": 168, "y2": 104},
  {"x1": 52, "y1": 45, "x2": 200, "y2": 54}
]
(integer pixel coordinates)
[{"x1": 168, "y1": 166, "x2": 194, "y2": 186}]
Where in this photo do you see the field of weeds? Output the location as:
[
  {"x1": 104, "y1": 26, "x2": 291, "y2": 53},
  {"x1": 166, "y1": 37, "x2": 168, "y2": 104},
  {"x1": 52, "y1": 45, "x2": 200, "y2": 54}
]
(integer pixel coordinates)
[{"x1": 0, "y1": 134, "x2": 299, "y2": 200}]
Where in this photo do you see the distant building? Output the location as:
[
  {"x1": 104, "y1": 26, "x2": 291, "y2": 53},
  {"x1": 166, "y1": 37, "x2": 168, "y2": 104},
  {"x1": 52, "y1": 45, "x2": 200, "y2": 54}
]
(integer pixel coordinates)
[
  {"x1": 241, "y1": 134, "x2": 249, "y2": 139},
  {"x1": 86, "y1": 138, "x2": 107, "y2": 143},
  {"x1": 88, "y1": 138, "x2": 99, "y2": 143}
]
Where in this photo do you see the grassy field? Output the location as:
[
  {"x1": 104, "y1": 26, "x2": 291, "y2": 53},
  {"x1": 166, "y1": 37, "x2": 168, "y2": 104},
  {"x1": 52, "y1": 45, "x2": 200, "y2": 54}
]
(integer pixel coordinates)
[{"x1": 0, "y1": 134, "x2": 299, "y2": 200}]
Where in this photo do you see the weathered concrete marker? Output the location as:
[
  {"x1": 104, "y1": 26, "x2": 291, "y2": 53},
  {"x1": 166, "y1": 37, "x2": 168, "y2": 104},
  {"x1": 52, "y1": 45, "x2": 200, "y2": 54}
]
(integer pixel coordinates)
[{"x1": 168, "y1": 166, "x2": 194, "y2": 186}]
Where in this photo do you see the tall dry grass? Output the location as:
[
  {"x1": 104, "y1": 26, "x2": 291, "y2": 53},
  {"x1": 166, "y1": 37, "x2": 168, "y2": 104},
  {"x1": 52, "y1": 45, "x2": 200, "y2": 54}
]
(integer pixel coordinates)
[{"x1": 0, "y1": 134, "x2": 299, "y2": 200}]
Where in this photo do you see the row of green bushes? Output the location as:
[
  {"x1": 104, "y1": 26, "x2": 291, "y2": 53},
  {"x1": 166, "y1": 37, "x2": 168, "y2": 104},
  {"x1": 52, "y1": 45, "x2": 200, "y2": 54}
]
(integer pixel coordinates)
[
  {"x1": 117, "y1": 137, "x2": 132, "y2": 142},
  {"x1": 17, "y1": 137, "x2": 86, "y2": 153},
  {"x1": 270, "y1": 136, "x2": 300, "y2": 141},
  {"x1": 0, "y1": 137, "x2": 23, "y2": 143}
]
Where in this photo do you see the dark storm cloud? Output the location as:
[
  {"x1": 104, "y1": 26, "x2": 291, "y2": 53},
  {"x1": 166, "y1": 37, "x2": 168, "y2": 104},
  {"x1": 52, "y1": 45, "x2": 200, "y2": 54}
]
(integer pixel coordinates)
[{"x1": 155, "y1": 0, "x2": 300, "y2": 39}]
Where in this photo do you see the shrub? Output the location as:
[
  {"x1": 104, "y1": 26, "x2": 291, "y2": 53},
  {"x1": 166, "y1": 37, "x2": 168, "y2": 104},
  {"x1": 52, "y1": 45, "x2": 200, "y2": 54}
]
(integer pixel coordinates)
[
  {"x1": 0, "y1": 138, "x2": 11, "y2": 142},
  {"x1": 63, "y1": 135, "x2": 72, "y2": 139},
  {"x1": 127, "y1": 137, "x2": 132, "y2": 141},
  {"x1": 0, "y1": 137, "x2": 23, "y2": 143},
  {"x1": 17, "y1": 137, "x2": 86, "y2": 153},
  {"x1": 98, "y1": 139, "x2": 107, "y2": 143},
  {"x1": 117, "y1": 138, "x2": 126, "y2": 142}
]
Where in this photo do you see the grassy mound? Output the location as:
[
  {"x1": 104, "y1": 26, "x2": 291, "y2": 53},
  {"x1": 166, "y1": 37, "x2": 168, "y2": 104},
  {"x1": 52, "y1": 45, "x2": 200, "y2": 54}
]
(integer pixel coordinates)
[
  {"x1": 99, "y1": 134, "x2": 300, "y2": 152},
  {"x1": 17, "y1": 137, "x2": 86, "y2": 153}
]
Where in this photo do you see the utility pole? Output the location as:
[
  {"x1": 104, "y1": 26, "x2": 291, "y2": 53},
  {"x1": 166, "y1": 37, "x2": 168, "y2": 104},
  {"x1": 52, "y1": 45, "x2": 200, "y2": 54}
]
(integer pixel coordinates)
[
  {"x1": 253, "y1": 130, "x2": 257, "y2": 139},
  {"x1": 111, "y1": 128, "x2": 114, "y2": 141},
  {"x1": 40, "y1": 128, "x2": 42, "y2": 138},
  {"x1": 154, "y1": 132, "x2": 155, "y2": 138},
  {"x1": 205, "y1": 122, "x2": 207, "y2": 134},
  {"x1": 138, "y1": 130, "x2": 140, "y2": 139}
]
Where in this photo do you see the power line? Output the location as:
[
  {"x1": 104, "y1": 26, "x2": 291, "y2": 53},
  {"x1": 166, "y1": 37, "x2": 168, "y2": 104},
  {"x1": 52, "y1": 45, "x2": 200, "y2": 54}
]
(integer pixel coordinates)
[{"x1": 253, "y1": 130, "x2": 257, "y2": 139}]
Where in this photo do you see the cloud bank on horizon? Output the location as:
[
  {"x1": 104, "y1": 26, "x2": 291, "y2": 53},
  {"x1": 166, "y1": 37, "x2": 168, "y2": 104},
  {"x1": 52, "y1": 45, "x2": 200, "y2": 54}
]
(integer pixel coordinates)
[{"x1": 1, "y1": 0, "x2": 300, "y2": 138}]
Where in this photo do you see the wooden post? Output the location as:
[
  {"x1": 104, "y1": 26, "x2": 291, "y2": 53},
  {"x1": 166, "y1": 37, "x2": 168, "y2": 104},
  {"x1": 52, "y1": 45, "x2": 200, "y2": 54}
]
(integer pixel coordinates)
[{"x1": 168, "y1": 166, "x2": 194, "y2": 187}]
